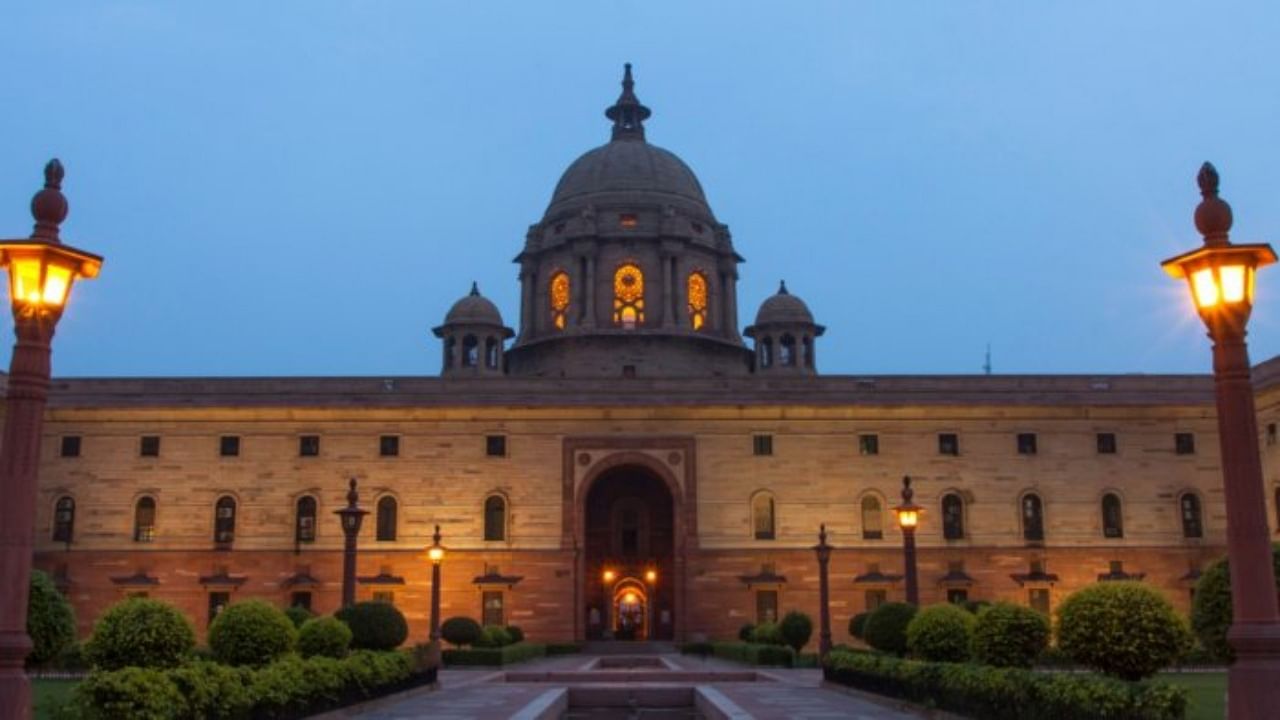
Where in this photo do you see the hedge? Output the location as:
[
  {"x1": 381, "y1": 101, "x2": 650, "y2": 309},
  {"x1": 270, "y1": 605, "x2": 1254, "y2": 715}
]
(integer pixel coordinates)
[
  {"x1": 440, "y1": 616, "x2": 482, "y2": 648},
  {"x1": 85, "y1": 597, "x2": 196, "y2": 671},
  {"x1": 442, "y1": 641, "x2": 547, "y2": 666},
  {"x1": 297, "y1": 616, "x2": 352, "y2": 659},
  {"x1": 971, "y1": 602, "x2": 1050, "y2": 669},
  {"x1": 27, "y1": 569, "x2": 76, "y2": 668},
  {"x1": 545, "y1": 642, "x2": 582, "y2": 656},
  {"x1": 905, "y1": 604, "x2": 974, "y2": 662},
  {"x1": 1191, "y1": 544, "x2": 1280, "y2": 663},
  {"x1": 863, "y1": 602, "x2": 917, "y2": 656},
  {"x1": 823, "y1": 650, "x2": 1188, "y2": 720},
  {"x1": 710, "y1": 641, "x2": 794, "y2": 667}
]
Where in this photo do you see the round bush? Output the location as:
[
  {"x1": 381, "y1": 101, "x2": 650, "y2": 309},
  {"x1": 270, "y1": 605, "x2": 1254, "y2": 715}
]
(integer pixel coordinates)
[
  {"x1": 1192, "y1": 544, "x2": 1280, "y2": 663},
  {"x1": 74, "y1": 666, "x2": 185, "y2": 720},
  {"x1": 284, "y1": 605, "x2": 314, "y2": 629},
  {"x1": 506, "y1": 625, "x2": 525, "y2": 643},
  {"x1": 970, "y1": 602, "x2": 1049, "y2": 668},
  {"x1": 476, "y1": 624, "x2": 514, "y2": 648},
  {"x1": 441, "y1": 616, "x2": 482, "y2": 648},
  {"x1": 336, "y1": 601, "x2": 409, "y2": 650},
  {"x1": 751, "y1": 621, "x2": 784, "y2": 646},
  {"x1": 905, "y1": 604, "x2": 975, "y2": 662},
  {"x1": 863, "y1": 603, "x2": 917, "y2": 656},
  {"x1": 297, "y1": 616, "x2": 353, "y2": 659},
  {"x1": 208, "y1": 599, "x2": 297, "y2": 666},
  {"x1": 26, "y1": 569, "x2": 76, "y2": 667},
  {"x1": 738, "y1": 623, "x2": 755, "y2": 642},
  {"x1": 1057, "y1": 581, "x2": 1192, "y2": 681},
  {"x1": 779, "y1": 611, "x2": 814, "y2": 653},
  {"x1": 85, "y1": 597, "x2": 195, "y2": 670},
  {"x1": 848, "y1": 613, "x2": 869, "y2": 640},
  {"x1": 168, "y1": 660, "x2": 255, "y2": 719}
]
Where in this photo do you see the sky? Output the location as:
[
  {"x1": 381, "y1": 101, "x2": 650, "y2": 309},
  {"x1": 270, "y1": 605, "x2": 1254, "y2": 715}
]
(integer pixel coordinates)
[{"x1": 1, "y1": 2, "x2": 1278, "y2": 378}]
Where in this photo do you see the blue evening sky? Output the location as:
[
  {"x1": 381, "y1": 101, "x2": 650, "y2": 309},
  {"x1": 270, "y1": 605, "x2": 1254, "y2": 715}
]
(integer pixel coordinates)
[{"x1": 1, "y1": 2, "x2": 1277, "y2": 378}]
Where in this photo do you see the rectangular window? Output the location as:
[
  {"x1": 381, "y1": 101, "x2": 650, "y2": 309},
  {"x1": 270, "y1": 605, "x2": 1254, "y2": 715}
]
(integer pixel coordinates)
[
  {"x1": 299, "y1": 435, "x2": 320, "y2": 457},
  {"x1": 1028, "y1": 588, "x2": 1050, "y2": 615},
  {"x1": 946, "y1": 588, "x2": 969, "y2": 605},
  {"x1": 291, "y1": 591, "x2": 312, "y2": 611},
  {"x1": 485, "y1": 435, "x2": 507, "y2": 457},
  {"x1": 483, "y1": 591, "x2": 505, "y2": 627},
  {"x1": 753, "y1": 434, "x2": 773, "y2": 456},
  {"x1": 865, "y1": 589, "x2": 887, "y2": 612},
  {"x1": 139, "y1": 435, "x2": 161, "y2": 457},
  {"x1": 858, "y1": 434, "x2": 879, "y2": 455},
  {"x1": 208, "y1": 592, "x2": 230, "y2": 625},
  {"x1": 1017, "y1": 433, "x2": 1038, "y2": 455},
  {"x1": 1175, "y1": 433, "x2": 1196, "y2": 455},
  {"x1": 372, "y1": 591, "x2": 395, "y2": 605},
  {"x1": 756, "y1": 589, "x2": 779, "y2": 624},
  {"x1": 60, "y1": 435, "x2": 81, "y2": 458},
  {"x1": 1096, "y1": 433, "x2": 1117, "y2": 454},
  {"x1": 379, "y1": 435, "x2": 400, "y2": 457},
  {"x1": 1268, "y1": 423, "x2": 1277, "y2": 446},
  {"x1": 219, "y1": 435, "x2": 240, "y2": 457},
  {"x1": 938, "y1": 433, "x2": 959, "y2": 456}
]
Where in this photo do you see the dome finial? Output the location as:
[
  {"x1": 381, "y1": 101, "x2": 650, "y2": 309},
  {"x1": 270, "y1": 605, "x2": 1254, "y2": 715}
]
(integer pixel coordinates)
[
  {"x1": 778, "y1": 280, "x2": 789, "y2": 295},
  {"x1": 469, "y1": 281, "x2": 480, "y2": 297},
  {"x1": 30, "y1": 158, "x2": 69, "y2": 241},
  {"x1": 605, "y1": 63, "x2": 651, "y2": 142},
  {"x1": 1194, "y1": 161, "x2": 1232, "y2": 246}
]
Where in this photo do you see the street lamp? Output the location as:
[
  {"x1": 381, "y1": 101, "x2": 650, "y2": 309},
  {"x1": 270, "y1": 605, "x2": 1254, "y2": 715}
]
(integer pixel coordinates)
[
  {"x1": 813, "y1": 524, "x2": 833, "y2": 658},
  {"x1": 894, "y1": 476, "x2": 921, "y2": 606},
  {"x1": 334, "y1": 478, "x2": 368, "y2": 609},
  {"x1": 0, "y1": 160, "x2": 102, "y2": 720},
  {"x1": 1161, "y1": 162, "x2": 1280, "y2": 719},
  {"x1": 426, "y1": 525, "x2": 445, "y2": 666}
]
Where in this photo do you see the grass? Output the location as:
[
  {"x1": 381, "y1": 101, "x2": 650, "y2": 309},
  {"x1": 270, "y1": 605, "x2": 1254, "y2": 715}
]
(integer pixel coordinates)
[
  {"x1": 32, "y1": 678, "x2": 79, "y2": 719},
  {"x1": 1157, "y1": 672, "x2": 1226, "y2": 720}
]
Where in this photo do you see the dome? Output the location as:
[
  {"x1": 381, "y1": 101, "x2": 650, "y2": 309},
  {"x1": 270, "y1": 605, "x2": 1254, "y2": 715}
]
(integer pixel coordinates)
[
  {"x1": 548, "y1": 141, "x2": 710, "y2": 213},
  {"x1": 754, "y1": 281, "x2": 815, "y2": 326},
  {"x1": 444, "y1": 282, "x2": 505, "y2": 326}
]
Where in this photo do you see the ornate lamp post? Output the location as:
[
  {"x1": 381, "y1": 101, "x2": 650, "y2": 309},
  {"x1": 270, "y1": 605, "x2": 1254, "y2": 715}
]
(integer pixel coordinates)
[
  {"x1": 1161, "y1": 162, "x2": 1280, "y2": 719},
  {"x1": 644, "y1": 568, "x2": 657, "y2": 640},
  {"x1": 894, "y1": 476, "x2": 921, "y2": 606},
  {"x1": 0, "y1": 160, "x2": 103, "y2": 720},
  {"x1": 427, "y1": 525, "x2": 445, "y2": 662},
  {"x1": 813, "y1": 524, "x2": 833, "y2": 658},
  {"x1": 334, "y1": 478, "x2": 368, "y2": 608}
]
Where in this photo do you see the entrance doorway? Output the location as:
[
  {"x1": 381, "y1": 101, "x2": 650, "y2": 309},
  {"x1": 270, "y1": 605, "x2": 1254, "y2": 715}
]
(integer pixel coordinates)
[{"x1": 612, "y1": 580, "x2": 648, "y2": 640}]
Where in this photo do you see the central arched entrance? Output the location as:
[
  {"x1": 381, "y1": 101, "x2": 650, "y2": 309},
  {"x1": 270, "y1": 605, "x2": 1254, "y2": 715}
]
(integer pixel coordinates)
[{"x1": 582, "y1": 464, "x2": 676, "y2": 640}]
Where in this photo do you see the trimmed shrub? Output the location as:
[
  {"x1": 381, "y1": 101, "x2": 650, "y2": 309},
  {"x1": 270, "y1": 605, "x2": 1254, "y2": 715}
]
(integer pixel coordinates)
[
  {"x1": 26, "y1": 570, "x2": 76, "y2": 668},
  {"x1": 545, "y1": 642, "x2": 582, "y2": 656},
  {"x1": 823, "y1": 649, "x2": 1188, "y2": 720},
  {"x1": 440, "y1": 616, "x2": 482, "y2": 648},
  {"x1": 1057, "y1": 581, "x2": 1192, "y2": 681},
  {"x1": 208, "y1": 599, "x2": 297, "y2": 667},
  {"x1": 751, "y1": 621, "x2": 784, "y2": 646},
  {"x1": 74, "y1": 666, "x2": 185, "y2": 720},
  {"x1": 335, "y1": 601, "x2": 409, "y2": 650},
  {"x1": 779, "y1": 611, "x2": 814, "y2": 653},
  {"x1": 168, "y1": 660, "x2": 255, "y2": 719},
  {"x1": 961, "y1": 599, "x2": 992, "y2": 615},
  {"x1": 1191, "y1": 544, "x2": 1280, "y2": 663},
  {"x1": 970, "y1": 602, "x2": 1049, "y2": 669},
  {"x1": 905, "y1": 603, "x2": 975, "y2": 662},
  {"x1": 506, "y1": 625, "x2": 525, "y2": 643},
  {"x1": 738, "y1": 623, "x2": 755, "y2": 642},
  {"x1": 709, "y1": 641, "x2": 795, "y2": 667},
  {"x1": 863, "y1": 602, "x2": 917, "y2": 656},
  {"x1": 442, "y1": 642, "x2": 547, "y2": 666},
  {"x1": 848, "y1": 613, "x2": 869, "y2": 639},
  {"x1": 85, "y1": 597, "x2": 195, "y2": 670},
  {"x1": 298, "y1": 616, "x2": 353, "y2": 659},
  {"x1": 284, "y1": 605, "x2": 314, "y2": 629},
  {"x1": 475, "y1": 624, "x2": 514, "y2": 648}
]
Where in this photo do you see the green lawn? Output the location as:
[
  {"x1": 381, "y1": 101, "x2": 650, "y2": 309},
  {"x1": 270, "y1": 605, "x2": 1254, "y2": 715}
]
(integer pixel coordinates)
[
  {"x1": 32, "y1": 678, "x2": 79, "y2": 720},
  {"x1": 1157, "y1": 672, "x2": 1226, "y2": 720}
]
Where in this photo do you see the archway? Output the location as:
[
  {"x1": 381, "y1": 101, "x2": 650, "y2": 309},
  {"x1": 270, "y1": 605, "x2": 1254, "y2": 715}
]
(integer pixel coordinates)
[{"x1": 582, "y1": 464, "x2": 676, "y2": 640}]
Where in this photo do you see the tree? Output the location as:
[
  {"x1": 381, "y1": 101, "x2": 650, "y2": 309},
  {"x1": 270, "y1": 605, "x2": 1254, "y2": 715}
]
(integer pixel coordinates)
[
  {"x1": 970, "y1": 602, "x2": 1049, "y2": 669},
  {"x1": 905, "y1": 604, "x2": 974, "y2": 662},
  {"x1": 1191, "y1": 544, "x2": 1280, "y2": 663},
  {"x1": 85, "y1": 597, "x2": 195, "y2": 670},
  {"x1": 26, "y1": 569, "x2": 76, "y2": 667},
  {"x1": 779, "y1": 611, "x2": 814, "y2": 653},
  {"x1": 1057, "y1": 582, "x2": 1192, "y2": 681},
  {"x1": 863, "y1": 603, "x2": 917, "y2": 656}
]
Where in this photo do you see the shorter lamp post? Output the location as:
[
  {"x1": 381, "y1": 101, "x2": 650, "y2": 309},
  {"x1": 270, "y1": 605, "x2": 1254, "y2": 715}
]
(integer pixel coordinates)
[
  {"x1": 334, "y1": 479, "x2": 368, "y2": 609},
  {"x1": 602, "y1": 568, "x2": 616, "y2": 639},
  {"x1": 1161, "y1": 162, "x2": 1280, "y2": 719},
  {"x1": 427, "y1": 525, "x2": 445, "y2": 665},
  {"x1": 813, "y1": 524, "x2": 833, "y2": 658},
  {"x1": 644, "y1": 568, "x2": 657, "y2": 640},
  {"x1": 894, "y1": 476, "x2": 921, "y2": 606}
]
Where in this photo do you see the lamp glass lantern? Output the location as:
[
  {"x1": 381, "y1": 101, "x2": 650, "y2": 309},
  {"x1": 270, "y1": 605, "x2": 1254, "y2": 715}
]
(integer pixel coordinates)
[
  {"x1": 0, "y1": 240, "x2": 102, "y2": 318},
  {"x1": 428, "y1": 527, "x2": 445, "y2": 565},
  {"x1": 1161, "y1": 244, "x2": 1276, "y2": 326}
]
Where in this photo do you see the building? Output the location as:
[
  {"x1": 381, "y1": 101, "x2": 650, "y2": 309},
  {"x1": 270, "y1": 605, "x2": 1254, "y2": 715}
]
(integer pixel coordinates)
[{"x1": 33, "y1": 66, "x2": 1280, "y2": 646}]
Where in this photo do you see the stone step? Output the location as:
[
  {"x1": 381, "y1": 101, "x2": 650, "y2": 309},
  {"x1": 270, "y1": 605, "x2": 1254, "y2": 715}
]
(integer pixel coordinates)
[{"x1": 582, "y1": 640, "x2": 677, "y2": 655}]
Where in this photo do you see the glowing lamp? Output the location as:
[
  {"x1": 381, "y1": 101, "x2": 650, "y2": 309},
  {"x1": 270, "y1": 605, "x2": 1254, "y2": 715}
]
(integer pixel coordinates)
[
  {"x1": 896, "y1": 507, "x2": 919, "y2": 530},
  {"x1": 428, "y1": 524, "x2": 445, "y2": 565},
  {"x1": 603, "y1": 569, "x2": 616, "y2": 583},
  {"x1": 623, "y1": 591, "x2": 637, "y2": 604},
  {"x1": 645, "y1": 570, "x2": 657, "y2": 583}
]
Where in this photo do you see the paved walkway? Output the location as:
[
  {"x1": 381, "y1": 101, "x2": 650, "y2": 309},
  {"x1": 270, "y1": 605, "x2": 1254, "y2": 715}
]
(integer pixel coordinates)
[{"x1": 344, "y1": 653, "x2": 929, "y2": 720}]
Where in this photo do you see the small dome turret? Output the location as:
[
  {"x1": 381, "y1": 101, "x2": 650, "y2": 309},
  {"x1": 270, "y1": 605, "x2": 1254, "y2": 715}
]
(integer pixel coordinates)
[
  {"x1": 433, "y1": 283, "x2": 513, "y2": 377},
  {"x1": 745, "y1": 281, "x2": 825, "y2": 375}
]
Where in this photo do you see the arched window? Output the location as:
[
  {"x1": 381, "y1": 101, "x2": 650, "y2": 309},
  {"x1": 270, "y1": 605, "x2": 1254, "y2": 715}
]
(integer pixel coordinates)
[
  {"x1": 376, "y1": 496, "x2": 397, "y2": 541},
  {"x1": 760, "y1": 337, "x2": 774, "y2": 368},
  {"x1": 52, "y1": 496, "x2": 75, "y2": 543},
  {"x1": 134, "y1": 497, "x2": 157, "y2": 542},
  {"x1": 1021, "y1": 494, "x2": 1044, "y2": 542},
  {"x1": 484, "y1": 495, "x2": 506, "y2": 541},
  {"x1": 752, "y1": 493, "x2": 775, "y2": 540},
  {"x1": 942, "y1": 493, "x2": 964, "y2": 540},
  {"x1": 443, "y1": 336, "x2": 455, "y2": 369},
  {"x1": 803, "y1": 336, "x2": 814, "y2": 369},
  {"x1": 462, "y1": 335, "x2": 479, "y2": 367},
  {"x1": 861, "y1": 496, "x2": 883, "y2": 539},
  {"x1": 1101, "y1": 493, "x2": 1124, "y2": 538},
  {"x1": 550, "y1": 271, "x2": 570, "y2": 330},
  {"x1": 295, "y1": 496, "x2": 317, "y2": 543},
  {"x1": 779, "y1": 334, "x2": 796, "y2": 366},
  {"x1": 1180, "y1": 493, "x2": 1203, "y2": 538},
  {"x1": 612, "y1": 263, "x2": 645, "y2": 328},
  {"x1": 484, "y1": 337, "x2": 500, "y2": 369},
  {"x1": 214, "y1": 496, "x2": 236, "y2": 544},
  {"x1": 687, "y1": 272, "x2": 708, "y2": 330}
]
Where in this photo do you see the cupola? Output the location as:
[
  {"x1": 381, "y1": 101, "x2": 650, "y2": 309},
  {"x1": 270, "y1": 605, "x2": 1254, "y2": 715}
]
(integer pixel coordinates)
[
  {"x1": 744, "y1": 281, "x2": 824, "y2": 374},
  {"x1": 433, "y1": 283, "x2": 513, "y2": 376}
]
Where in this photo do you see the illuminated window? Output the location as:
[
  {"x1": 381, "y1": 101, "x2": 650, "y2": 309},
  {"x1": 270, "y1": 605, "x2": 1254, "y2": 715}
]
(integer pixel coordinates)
[
  {"x1": 550, "y1": 272, "x2": 570, "y2": 330},
  {"x1": 861, "y1": 496, "x2": 883, "y2": 540},
  {"x1": 612, "y1": 264, "x2": 645, "y2": 329},
  {"x1": 619, "y1": 213, "x2": 638, "y2": 228},
  {"x1": 752, "y1": 493, "x2": 775, "y2": 540},
  {"x1": 53, "y1": 496, "x2": 74, "y2": 543},
  {"x1": 135, "y1": 497, "x2": 156, "y2": 542},
  {"x1": 295, "y1": 496, "x2": 317, "y2": 543},
  {"x1": 687, "y1": 272, "x2": 708, "y2": 330},
  {"x1": 1101, "y1": 493, "x2": 1123, "y2": 538}
]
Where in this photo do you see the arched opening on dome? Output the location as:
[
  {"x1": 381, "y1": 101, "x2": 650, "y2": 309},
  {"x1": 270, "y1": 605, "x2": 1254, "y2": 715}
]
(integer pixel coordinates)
[
  {"x1": 484, "y1": 337, "x2": 500, "y2": 369},
  {"x1": 612, "y1": 264, "x2": 645, "y2": 329},
  {"x1": 443, "y1": 337, "x2": 455, "y2": 370},
  {"x1": 803, "y1": 336, "x2": 814, "y2": 369},
  {"x1": 462, "y1": 335, "x2": 479, "y2": 367},
  {"x1": 760, "y1": 337, "x2": 774, "y2": 368},
  {"x1": 550, "y1": 271, "x2": 570, "y2": 330},
  {"x1": 780, "y1": 334, "x2": 796, "y2": 366},
  {"x1": 687, "y1": 272, "x2": 708, "y2": 330}
]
